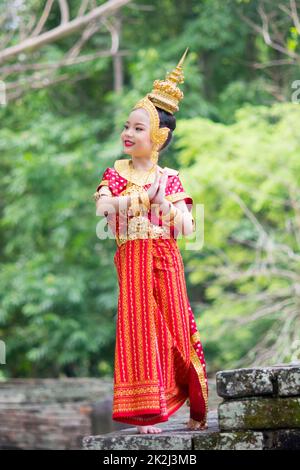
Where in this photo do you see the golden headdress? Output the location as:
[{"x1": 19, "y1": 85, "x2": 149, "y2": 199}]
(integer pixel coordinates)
[{"x1": 132, "y1": 47, "x2": 189, "y2": 164}]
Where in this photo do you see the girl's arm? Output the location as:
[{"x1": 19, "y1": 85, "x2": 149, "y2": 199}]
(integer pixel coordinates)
[
  {"x1": 159, "y1": 198, "x2": 195, "y2": 236},
  {"x1": 95, "y1": 188, "x2": 132, "y2": 217}
]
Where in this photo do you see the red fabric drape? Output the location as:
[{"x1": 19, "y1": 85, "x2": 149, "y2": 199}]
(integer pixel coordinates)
[{"x1": 112, "y1": 237, "x2": 208, "y2": 426}]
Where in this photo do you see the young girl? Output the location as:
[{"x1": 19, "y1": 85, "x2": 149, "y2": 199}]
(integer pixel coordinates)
[{"x1": 94, "y1": 49, "x2": 208, "y2": 434}]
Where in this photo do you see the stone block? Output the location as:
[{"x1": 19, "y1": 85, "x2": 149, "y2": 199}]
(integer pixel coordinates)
[
  {"x1": 263, "y1": 429, "x2": 300, "y2": 449},
  {"x1": 216, "y1": 363, "x2": 300, "y2": 399},
  {"x1": 193, "y1": 431, "x2": 264, "y2": 450},
  {"x1": 218, "y1": 396, "x2": 300, "y2": 431}
]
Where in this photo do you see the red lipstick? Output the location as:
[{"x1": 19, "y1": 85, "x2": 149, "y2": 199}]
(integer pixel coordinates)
[{"x1": 124, "y1": 140, "x2": 134, "y2": 147}]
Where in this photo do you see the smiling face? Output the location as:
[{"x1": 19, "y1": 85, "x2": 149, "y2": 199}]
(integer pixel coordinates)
[{"x1": 121, "y1": 108, "x2": 154, "y2": 158}]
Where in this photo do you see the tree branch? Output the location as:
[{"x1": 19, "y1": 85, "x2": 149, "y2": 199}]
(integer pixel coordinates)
[
  {"x1": 0, "y1": 0, "x2": 131, "y2": 64},
  {"x1": 30, "y1": 0, "x2": 55, "y2": 37}
]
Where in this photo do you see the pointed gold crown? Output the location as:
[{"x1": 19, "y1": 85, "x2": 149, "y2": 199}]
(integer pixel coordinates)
[{"x1": 147, "y1": 47, "x2": 189, "y2": 114}]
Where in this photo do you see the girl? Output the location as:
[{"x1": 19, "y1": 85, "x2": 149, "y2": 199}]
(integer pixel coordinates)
[{"x1": 94, "y1": 49, "x2": 208, "y2": 434}]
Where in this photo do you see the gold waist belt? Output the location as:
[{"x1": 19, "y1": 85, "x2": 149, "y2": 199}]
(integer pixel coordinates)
[{"x1": 116, "y1": 215, "x2": 170, "y2": 247}]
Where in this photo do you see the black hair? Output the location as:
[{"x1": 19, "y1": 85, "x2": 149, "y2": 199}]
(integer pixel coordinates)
[{"x1": 155, "y1": 106, "x2": 176, "y2": 152}]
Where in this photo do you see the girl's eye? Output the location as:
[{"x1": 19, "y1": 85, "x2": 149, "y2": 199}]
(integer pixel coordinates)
[{"x1": 122, "y1": 125, "x2": 143, "y2": 131}]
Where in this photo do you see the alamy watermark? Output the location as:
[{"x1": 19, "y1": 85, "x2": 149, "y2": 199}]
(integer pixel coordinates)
[
  {"x1": 0, "y1": 340, "x2": 6, "y2": 365},
  {"x1": 0, "y1": 80, "x2": 6, "y2": 107},
  {"x1": 95, "y1": 201, "x2": 205, "y2": 251},
  {"x1": 291, "y1": 80, "x2": 300, "y2": 103}
]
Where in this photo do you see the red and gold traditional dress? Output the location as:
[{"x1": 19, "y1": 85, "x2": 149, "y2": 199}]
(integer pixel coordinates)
[{"x1": 95, "y1": 158, "x2": 208, "y2": 427}]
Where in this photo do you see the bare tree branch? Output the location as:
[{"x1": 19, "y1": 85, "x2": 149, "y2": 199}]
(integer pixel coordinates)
[
  {"x1": 0, "y1": 0, "x2": 131, "y2": 100},
  {"x1": 66, "y1": 20, "x2": 104, "y2": 59},
  {"x1": 0, "y1": 0, "x2": 131, "y2": 64},
  {"x1": 3, "y1": 49, "x2": 129, "y2": 100},
  {"x1": 290, "y1": 0, "x2": 300, "y2": 34},
  {"x1": 58, "y1": 0, "x2": 70, "y2": 24},
  {"x1": 238, "y1": 0, "x2": 300, "y2": 68},
  {"x1": 0, "y1": 50, "x2": 129, "y2": 76},
  {"x1": 6, "y1": 70, "x2": 90, "y2": 102},
  {"x1": 235, "y1": 299, "x2": 295, "y2": 326},
  {"x1": 30, "y1": 0, "x2": 55, "y2": 38},
  {"x1": 76, "y1": 0, "x2": 92, "y2": 18},
  {"x1": 258, "y1": 2, "x2": 298, "y2": 59},
  {"x1": 251, "y1": 58, "x2": 296, "y2": 68}
]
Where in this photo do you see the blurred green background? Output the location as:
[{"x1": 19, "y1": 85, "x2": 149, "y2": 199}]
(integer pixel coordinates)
[{"x1": 0, "y1": 0, "x2": 299, "y2": 380}]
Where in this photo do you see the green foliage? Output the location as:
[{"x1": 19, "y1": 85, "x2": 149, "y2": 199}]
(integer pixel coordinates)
[
  {"x1": 176, "y1": 103, "x2": 300, "y2": 371},
  {"x1": 1, "y1": 0, "x2": 299, "y2": 378},
  {"x1": 0, "y1": 111, "x2": 118, "y2": 377}
]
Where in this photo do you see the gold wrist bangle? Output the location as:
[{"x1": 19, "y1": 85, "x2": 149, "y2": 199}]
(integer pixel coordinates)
[
  {"x1": 139, "y1": 190, "x2": 150, "y2": 212},
  {"x1": 161, "y1": 204, "x2": 186, "y2": 228},
  {"x1": 93, "y1": 191, "x2": 101, "y2": 201},
  {"x1": 171, "y1": 207, "x2": 183, "y2": 225},
  {"x1": 93, "y1": 186, "x2": 111, "y2": 201},
  {"x1": 93, "y1": 190, "x2": 108, "y2": 201},
  {"x1": 129, "y1": 192, "x2": 141, "y2": 217},
  {"x1": 161, "y1": 202, "x2": 176, "y2": 221},
  {"x1": 161, "y1": 211, "x2": 176, "y2": 228}
]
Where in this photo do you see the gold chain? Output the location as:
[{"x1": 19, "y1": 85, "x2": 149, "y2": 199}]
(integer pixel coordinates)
[{"x1": 129, "y1": 159, "x2": 156, "y2": 186}]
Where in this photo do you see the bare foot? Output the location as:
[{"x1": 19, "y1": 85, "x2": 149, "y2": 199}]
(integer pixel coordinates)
[
  {"x1": 185, "y1": 418, "x2": 208, "y2": 431},
  {"x1": 137, "y1": 425, "x2": 162, "y2": 434}
]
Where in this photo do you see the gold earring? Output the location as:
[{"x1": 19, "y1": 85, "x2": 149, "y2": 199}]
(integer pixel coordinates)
[{"x1": 150, "y1": 144, "x2": 159, "y2": 164}]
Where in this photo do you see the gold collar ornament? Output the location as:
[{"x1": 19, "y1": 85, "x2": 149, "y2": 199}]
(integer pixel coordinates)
[
  {"x1": 114, "y1": 159, "x2": 178, "y2": 186},
  {"x1": 131, "y1": 47, "x2": 189, "y2": 166}
]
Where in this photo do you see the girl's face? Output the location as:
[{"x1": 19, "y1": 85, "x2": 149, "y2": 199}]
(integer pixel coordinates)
[{"x1": 121, "y1": 108, "x2": 154, "y2": 158}]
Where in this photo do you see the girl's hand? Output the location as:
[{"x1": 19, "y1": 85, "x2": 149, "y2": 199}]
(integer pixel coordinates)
[{"x1": 147, "y1": 167, "x2": 168, "y2": 205}]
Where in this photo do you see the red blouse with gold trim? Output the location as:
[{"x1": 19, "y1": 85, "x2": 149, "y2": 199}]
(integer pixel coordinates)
[{"x1": 95, "y1": 160, "x2": 193, "y2": 243}]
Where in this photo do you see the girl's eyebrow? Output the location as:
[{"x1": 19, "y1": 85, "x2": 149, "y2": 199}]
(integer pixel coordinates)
[{"x1": 125, "y1": 121, "x2": 146, "y2": 126}]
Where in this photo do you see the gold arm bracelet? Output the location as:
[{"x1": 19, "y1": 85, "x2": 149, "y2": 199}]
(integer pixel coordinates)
[
  {"x1": 93, "y1": 191, "x2": 101, "y2": 201},
  {"x1": 93, "y1": 186, "x2": 111, "y2": 201},
  {"x1": 161, "y1": 203, "x2": 187, "y2": 228},
  {"x1": 161, "y1": 201, "x2": 178, "y2": 222}
]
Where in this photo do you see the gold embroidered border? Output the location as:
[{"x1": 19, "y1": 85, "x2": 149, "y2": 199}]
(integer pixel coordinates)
[
  {"x1": 97, "y1": 179, "x2": 109, "y2": 187},
  {"x1": 165, "y1": 192, "x2": 192, "y2": 203},
  {"x1": 190, "y1": 341, "x2": 209, "y2": 418},
  {"x1": 191, "y1": 331, "x2": 202, "y2": 344},
  {"x1": 114, "y1": 383, "x2": 160, "y2": 398},
  {"x1": 113, "y1": 390, "x2": 187, "y2": 415},
  {"x1": 113, "y1": 403, "x2": 160, "y2": 412},
  {"x1": 113, "y1": 395, "x2": 187, "y2": 418}
]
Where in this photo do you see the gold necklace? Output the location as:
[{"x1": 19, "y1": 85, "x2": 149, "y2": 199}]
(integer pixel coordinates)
[
  {"x1": 127, "y1": 159, "x2": 156, "y2": 218},
  {"x1": 129, "y1": 159, "x2": 156, "y2": 187}
]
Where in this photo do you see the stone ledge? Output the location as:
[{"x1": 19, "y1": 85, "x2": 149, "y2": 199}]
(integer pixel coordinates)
[
  {"x1": 82, "y1": 412, "x2": 300, "y2": 450},
  {"x1": 216, "y1": 362, "x2": 300, "y2": 399},
  {"x1": 83, "y1": 411, "x2": 217, "y2": 450},
  {"x1": 193, "y1": 431, "x2": 264, "y2": 450},
  {"x1": 82, "y1": 411, "x2": 265, "y2": 450}
]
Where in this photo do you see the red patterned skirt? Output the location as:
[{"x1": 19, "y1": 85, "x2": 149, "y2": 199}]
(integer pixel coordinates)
[{"x1": 112, "y1": 237, "x2": 208, "y2": 426}]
